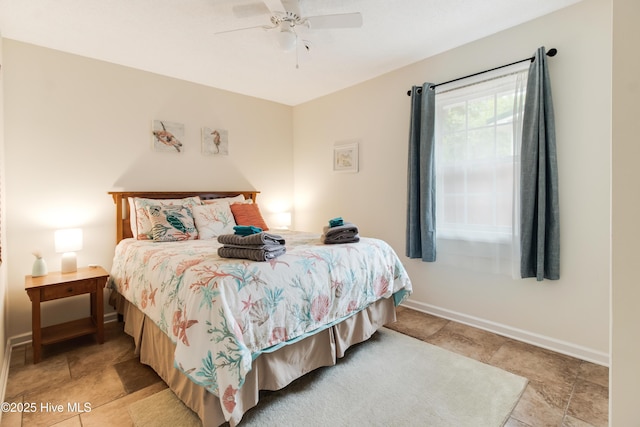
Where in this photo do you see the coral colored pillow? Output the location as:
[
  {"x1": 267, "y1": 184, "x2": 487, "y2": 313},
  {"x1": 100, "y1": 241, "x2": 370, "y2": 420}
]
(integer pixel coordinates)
[{"x1": 230, "y1": 203, "x2": 269, "y2": 231}]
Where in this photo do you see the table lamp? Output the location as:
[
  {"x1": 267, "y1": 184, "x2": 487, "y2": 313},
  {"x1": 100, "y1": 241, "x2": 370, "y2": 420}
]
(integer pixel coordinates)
[
  {"x1": 55, "y1": 228, "x2": 83, "y2": 273},
  {"x1": 274, "y1": 212, "x2": 292, "y2": 230}
]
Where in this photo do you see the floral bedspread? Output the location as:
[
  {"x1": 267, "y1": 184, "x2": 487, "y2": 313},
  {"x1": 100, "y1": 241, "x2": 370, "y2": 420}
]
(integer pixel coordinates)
[{"x1": 108, "y1": 231, "x2": 412, "y2": 421}]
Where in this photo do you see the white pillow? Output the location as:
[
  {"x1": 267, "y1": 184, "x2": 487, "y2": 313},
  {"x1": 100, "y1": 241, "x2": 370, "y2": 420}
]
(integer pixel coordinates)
[
  {"x1": 193, "y1": 201, "x2": 237, "y2": 239},
  {"x1": 128, "y1": 197, "x2": 138, "y2": 237},
  {"x1": 203, "y1": 194, "x2": 246, "y2": 204}
]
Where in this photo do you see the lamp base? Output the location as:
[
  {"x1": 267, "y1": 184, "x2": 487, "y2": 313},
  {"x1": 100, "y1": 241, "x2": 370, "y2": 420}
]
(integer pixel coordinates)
[{"x1": 61, "y1": 252, "x2": 77, "y2": 274}]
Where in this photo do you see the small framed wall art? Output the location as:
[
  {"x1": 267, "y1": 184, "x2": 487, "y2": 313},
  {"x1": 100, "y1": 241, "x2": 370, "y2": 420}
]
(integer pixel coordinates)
[
  {"x1": 333, "y1": 141, "x2": 359, "y2": 173},
  {"x1": 152, "y1": 120, "x2": 184, "y2": 153},
  {"x1": 202, "y1": 127, "x2": 229, "y2": 156}
]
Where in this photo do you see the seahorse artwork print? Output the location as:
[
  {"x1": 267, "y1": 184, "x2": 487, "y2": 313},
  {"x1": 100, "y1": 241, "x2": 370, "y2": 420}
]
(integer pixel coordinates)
[
  {"x1": 152, "y1": 120, "x2": 184, "y2": 153},
  {"x1": 202, "y1": 127, "x2": 229, "y2": 155}
]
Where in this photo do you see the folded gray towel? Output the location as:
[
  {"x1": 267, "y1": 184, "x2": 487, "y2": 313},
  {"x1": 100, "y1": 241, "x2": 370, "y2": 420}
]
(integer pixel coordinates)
[
  {"x1": 218, "y1": 245, "x2": 286, "y2": 262},
  {"x1": 217, "y1": 232, "x2": 285, "y2": 247},
  {"x1": 321, "y1": 223, "x2": 360, "y2": 244},
  {"x1": 222, "y1": 243, "x2": 284, "y2": 251}
]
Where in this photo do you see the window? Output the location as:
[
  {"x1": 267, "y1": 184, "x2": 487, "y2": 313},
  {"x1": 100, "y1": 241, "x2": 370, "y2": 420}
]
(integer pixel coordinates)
[{"x1": 434, "y1": 65, "x2": 528, "y2": 275}]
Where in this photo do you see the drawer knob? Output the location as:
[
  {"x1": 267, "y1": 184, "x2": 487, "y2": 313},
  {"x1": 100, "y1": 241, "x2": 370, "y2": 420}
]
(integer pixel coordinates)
[{"x1": 67, "y1": 287, "x2": 74, "y2": 293}]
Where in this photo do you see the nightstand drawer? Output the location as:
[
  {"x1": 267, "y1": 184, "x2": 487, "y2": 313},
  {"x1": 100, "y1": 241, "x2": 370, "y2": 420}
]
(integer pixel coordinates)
[{"x1": 41, "y1": 279, "x2": 96, "y2": 301}]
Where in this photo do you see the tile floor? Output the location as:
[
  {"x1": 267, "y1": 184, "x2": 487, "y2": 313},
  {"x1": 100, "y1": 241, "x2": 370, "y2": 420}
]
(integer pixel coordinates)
[
  {"x1": 1, "y1": 306, "x2": 608, "y2": 426},
  {"x1": 387, "y1": 307, "x2": 609, "y2": 427}
]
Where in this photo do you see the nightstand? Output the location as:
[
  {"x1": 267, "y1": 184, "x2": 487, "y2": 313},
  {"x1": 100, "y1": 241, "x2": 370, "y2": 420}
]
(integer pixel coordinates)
[{"x1": 25, "y1": 266, "x2": 109, "y2": 363}]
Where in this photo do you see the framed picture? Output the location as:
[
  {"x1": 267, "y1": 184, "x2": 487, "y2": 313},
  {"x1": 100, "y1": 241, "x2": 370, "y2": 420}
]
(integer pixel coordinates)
[
  {"x1": 202, "y1": 127, "x2": 229, "y2": 156},
  {"x1": 152, "y1": 120, "x2": 184, "y2": 153},
  {"x1": 333, "y1": 141, "x2": 359, "y2": 173}
]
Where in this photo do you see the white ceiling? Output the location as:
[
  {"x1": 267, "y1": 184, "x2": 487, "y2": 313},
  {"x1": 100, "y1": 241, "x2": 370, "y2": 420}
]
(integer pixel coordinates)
[{"x1": 0, "y1": 0, "x2": 581, "y2": 106}]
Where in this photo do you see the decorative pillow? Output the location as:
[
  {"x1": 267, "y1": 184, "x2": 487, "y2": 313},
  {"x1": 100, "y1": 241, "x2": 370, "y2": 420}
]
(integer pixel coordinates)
[
  {"x1": 133, "y1": 197, "x2": 201, "y2": 240},
  {"x1": 147, "y1": 205, "x2": 198, "y2": 241},
  {"x1": 230, "y1": 203, "x2": 269, "y2": 230},
  {"x1": 192, "y1": 201, "x2": 237, "y2": 239},
  {"x1": 203, "y1": 194, "x2": 246, "y2": 205},
  {"x1": 128, "y1": 197, "x2": 138, "y2": 237}
]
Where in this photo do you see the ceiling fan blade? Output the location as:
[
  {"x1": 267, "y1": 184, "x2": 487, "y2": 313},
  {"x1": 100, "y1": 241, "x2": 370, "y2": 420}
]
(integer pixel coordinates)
[
  {"x1": 280, "y1": 0, "x2": 302, "y2": 17},
  {"x1": 305, "y1": 12, "x2": 363, "y2": 29},
  {"x1": 231, "y1": 2, "x2": 271, "y2": 18},
  {"x1": 261, "y1": 0, "x2": 303, "y2": 17},
  {"x1": 261, "y1": 0, "x2": 286, "y2": 14},
  {"x1": 215, "y1": 23, "x2": 277, "y2": 35}
]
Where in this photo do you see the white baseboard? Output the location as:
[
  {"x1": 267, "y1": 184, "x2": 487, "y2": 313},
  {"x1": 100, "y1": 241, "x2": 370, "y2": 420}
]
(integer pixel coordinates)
[{"x1": 401, "y1": 299, "x2": 610, "y2": 367}]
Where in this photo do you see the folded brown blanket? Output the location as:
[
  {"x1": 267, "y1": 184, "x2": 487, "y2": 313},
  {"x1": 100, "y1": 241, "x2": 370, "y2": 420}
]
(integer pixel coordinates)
[
  {"x1": 218, "y1": 246, "x2": 286, "y2": 262},
  {"x1": 217, "y1": 232, "x2": 285, "y2": 246},
  {"x1": 321, "y1": 223, "x2": 360, "y2": 244}
]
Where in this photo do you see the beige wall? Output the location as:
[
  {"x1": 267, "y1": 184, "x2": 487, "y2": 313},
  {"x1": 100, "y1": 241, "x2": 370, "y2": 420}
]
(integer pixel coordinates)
[
  {"x1": 5, "y1": 0, "x2": 640, "y2": 422},
  {"x1": 293, "y1": 0, "x2": 611, "y2": 364},
  {"x1": 2, "y1": 40, "x2": 294, "y2": 339},
  {"x1": 8, "y1": 0, "x2": 638, "y2": 418},
  {"x1": 0, "y1": 31, "x2": 6, "y2": 382},
  {"x1": 611, "y1": 0, "x2": 640, "y2": 424}
]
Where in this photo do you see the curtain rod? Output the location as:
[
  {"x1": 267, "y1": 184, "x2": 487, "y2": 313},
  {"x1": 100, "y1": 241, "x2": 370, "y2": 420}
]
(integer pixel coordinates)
[{"x1": 406, "y1": 48, "x2": 557, "y2": 96}]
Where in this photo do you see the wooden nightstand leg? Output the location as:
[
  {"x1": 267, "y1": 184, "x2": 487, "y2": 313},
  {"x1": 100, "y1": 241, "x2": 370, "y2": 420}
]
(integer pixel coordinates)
[
  {"x1": 90, "y1": 289, "x2": 96, "y2": 321},
  {"x1": 96, "y1": 285, "x2": 104, "y2": 344},
  {"x1": 31, "y1": 296, "x2": 42, "y2": 364}
]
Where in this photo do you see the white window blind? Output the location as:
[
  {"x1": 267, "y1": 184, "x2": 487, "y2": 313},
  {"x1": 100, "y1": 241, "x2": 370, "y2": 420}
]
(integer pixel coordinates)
[{"x1": 434, "y1": 64, "x2": 528, "y2": 276}]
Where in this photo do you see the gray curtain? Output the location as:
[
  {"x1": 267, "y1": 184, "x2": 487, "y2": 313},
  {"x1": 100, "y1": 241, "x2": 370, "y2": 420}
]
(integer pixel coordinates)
[
  {"x1": 520, "y1": 47, "x2": 560, "y2": 280},
  {"x1": 406, "y1": 83, "x2": 436, "y2": 262}
]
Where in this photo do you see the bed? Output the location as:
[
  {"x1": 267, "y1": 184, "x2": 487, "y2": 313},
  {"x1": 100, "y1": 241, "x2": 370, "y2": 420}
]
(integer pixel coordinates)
[{"x1": 107, "y1": 190, "x2": 412, "y2": 426}]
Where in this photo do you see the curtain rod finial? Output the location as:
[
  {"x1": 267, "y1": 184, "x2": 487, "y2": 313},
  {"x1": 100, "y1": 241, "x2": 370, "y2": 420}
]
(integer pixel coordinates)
[{"x1": 547, "y1": 48, "x2": 558, "y2": 57}]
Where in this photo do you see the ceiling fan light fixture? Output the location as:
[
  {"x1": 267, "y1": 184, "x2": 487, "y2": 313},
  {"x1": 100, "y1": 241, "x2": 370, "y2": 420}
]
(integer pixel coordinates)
[{"x1": 276, "y1": 28, "x2": 297, "y2": 52}]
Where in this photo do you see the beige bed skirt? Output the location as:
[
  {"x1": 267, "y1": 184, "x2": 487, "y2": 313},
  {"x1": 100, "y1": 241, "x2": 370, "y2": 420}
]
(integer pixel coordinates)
[{"x1": 111, "y1": 292, "x2": 397, "y2": 426}]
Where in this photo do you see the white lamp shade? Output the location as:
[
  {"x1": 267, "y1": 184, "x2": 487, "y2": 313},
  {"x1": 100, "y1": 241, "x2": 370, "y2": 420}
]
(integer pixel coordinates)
[
  {"x1": 55, "y1": 228, "x2": 83, "y2": 253},
  {"x1": 276, "y1": 29, "x2": 296, "y2": 52}
]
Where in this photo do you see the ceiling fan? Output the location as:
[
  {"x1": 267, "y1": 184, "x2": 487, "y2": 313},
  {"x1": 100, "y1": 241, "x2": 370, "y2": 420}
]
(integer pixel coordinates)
[{"x1": 216, "y1": 0, "x2": 363, "y2": 56}]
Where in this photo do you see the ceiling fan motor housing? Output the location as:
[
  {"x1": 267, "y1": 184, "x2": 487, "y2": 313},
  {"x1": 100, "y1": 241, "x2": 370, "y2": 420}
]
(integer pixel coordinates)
[{"x1": 271, "y1": 11, "x2": 306, "y2": 28}]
